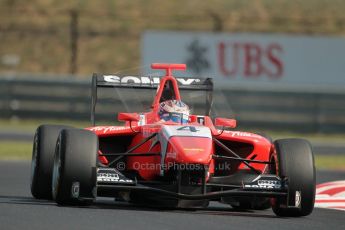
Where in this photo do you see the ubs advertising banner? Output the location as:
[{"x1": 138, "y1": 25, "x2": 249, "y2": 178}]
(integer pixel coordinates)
[{"x1": 142, "y1": 31, "x2": 345, "y2": 89}]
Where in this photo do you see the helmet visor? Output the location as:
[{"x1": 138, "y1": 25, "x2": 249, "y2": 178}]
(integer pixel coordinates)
[{"x1": 160, "y1": 112, "x2": 189, "y2": 124}]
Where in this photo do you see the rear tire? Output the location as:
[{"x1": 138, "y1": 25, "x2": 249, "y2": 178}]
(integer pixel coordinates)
[
  {"x1": 30, "y1": 125, "x2": 72, "y2": 199},
  {"x1": 271, "y1": 139, "x2": 315, "y2": 217},
  {"x1": 52, "y1": 129, "x2": 98, "y2": 205}
]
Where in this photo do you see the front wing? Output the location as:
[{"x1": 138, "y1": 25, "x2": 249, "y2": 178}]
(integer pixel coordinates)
[{"x1": 94, "y1": 167, "x2": 287, "y2": 201}]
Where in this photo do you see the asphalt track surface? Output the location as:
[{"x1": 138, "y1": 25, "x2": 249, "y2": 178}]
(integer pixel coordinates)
[{"x1": 0, "y1": 161, "x2": 344, "y2": 230}]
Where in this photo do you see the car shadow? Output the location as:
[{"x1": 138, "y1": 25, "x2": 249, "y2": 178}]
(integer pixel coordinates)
[
  {"x1": 0, "y1": 195, "x2": 55, "y2": 206},
  {"x1": 91, "y1": 199, "x2": 277, "y2": 218},
  {"x1": 0, "y1": 194, "x2": 277, "y2": 218}
]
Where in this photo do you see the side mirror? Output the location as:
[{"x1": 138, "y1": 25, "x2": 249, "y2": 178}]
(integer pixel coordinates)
[
  {"x1": 118, "y1": 113, "x2": 140, "y2": 122},
  {"x1": 214, "y1": 118, "x2": 237, "y2": 128}
]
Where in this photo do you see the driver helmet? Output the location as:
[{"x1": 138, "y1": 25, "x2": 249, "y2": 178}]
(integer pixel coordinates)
[{"x1": 159, "y1": 100, "x2": 190, "y2": 124}]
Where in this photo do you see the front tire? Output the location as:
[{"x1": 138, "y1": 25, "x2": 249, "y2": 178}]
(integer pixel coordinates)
[
  {"x1": 271, "y1": 139, "x2": 315, "y2": 217},
  {"x1": 30, "y1": 125, "x2": 72, "y2": 199},
  {"x1": 52, "y1": 129, "x2": 98, "y2": 205}
]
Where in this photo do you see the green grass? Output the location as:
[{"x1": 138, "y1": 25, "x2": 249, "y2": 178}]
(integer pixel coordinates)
[
  {"x1": 2, "y1": 118, "x2": 345, "y2": 142},
  {"x1": 315, "y1": 155, "x2": 345, "y2": 170},
  {"x1": 0, "y1": 118, "x2": 91, "y2": 132},
  {"x1": 1, "y1": 140, "x2": 344, "y2": 170},
  {"x1": 1, "y1": 118, "x2": 344, "y2": 169},
  {"x1": 263, "y1": 131, "x2": 345, "y2": 144},
  {"x1": 0, "y1": 141, "x2": 32, "y2": 160}
]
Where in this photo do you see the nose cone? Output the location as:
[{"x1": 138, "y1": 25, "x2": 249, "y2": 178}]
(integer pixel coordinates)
[{"x1": 168, "y1": 136, "x2": 213, "y2": 164}]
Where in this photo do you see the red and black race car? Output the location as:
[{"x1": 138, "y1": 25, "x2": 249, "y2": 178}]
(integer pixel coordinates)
[{"x1": 30, "y1": 63, "x2": 315, "y2": 217}]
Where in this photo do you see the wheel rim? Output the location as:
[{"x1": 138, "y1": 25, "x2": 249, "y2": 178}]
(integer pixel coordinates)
[
  {"x1": 30, "y1": 132, "x2": 38, "y2": 189},
  {"x1": 52, "y1": 139, "x2": 61, "y2": 200}
]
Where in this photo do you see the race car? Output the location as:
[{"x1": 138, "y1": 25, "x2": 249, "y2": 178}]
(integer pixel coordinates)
[{"x1": 30, "y1": 63, "x2": 315, "y2": 217}]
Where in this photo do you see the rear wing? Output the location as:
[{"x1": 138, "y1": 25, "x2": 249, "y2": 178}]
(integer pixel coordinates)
[{"x1": 91, "y1": 74, "x2": 213, "y2": 125}]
